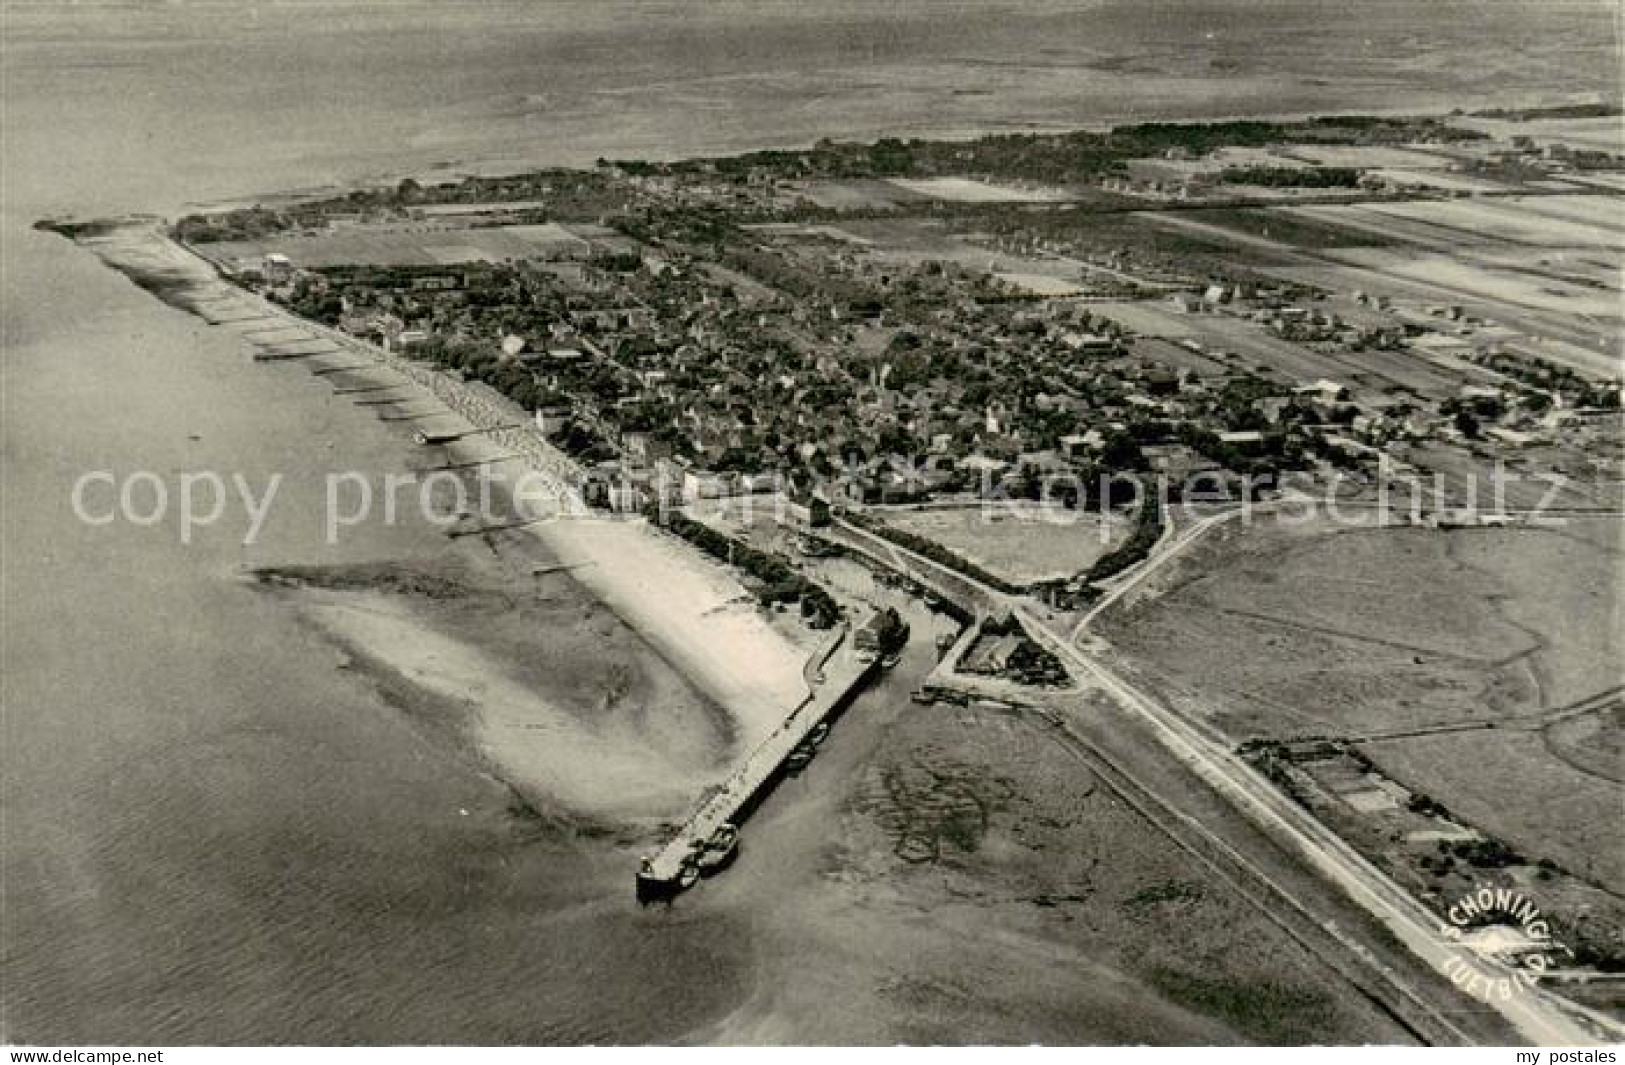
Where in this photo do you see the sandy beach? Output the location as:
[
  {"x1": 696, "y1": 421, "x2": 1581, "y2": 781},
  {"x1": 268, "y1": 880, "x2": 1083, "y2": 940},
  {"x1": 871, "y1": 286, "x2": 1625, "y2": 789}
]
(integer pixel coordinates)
[
  {"x1": 266, "y1": 569, "x2": 727, "y2": 823},
  {"x1": 10, "y1": 1, "x2": 1617, "y2": 1041},
  {"x1": 65, "y1": 218, "x2": 817, "y2": 829},
  {"x1": 541, "y1": 517, "x2": 812, "y2": 743}
]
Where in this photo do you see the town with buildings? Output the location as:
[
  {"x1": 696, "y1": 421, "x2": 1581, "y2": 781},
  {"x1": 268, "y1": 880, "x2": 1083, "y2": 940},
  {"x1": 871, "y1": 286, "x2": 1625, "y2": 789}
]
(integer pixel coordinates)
[
  {"x1": 180, "y1": 109, "x2": 1620, "y2": 565},
  {"x1": 16, "y1": 0, "x2": 1625, "y2": 1050},
  {"x1": 51, "y1": 101, "x2": 1623, "y2": 1043}
]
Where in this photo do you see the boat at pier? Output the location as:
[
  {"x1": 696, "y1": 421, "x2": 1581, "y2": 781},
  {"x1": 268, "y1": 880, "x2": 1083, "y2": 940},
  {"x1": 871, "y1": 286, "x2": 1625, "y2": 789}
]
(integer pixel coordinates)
[
  {"x1": 695, "y1": 824, "x2": 740, "y2": 873},
  {"x1": 634, "y1": 614, "x2": 886, "y2": 902},
  {"x1": 785, "y1": 745, "x2": 814, "y2": 774}
]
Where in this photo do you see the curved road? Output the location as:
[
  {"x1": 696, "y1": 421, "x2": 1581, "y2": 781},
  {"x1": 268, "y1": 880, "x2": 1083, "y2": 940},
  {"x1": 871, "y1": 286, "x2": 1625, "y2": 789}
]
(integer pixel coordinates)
[{"x1": 830, "y1": 499, "x2": 1619, "y2": 1044}]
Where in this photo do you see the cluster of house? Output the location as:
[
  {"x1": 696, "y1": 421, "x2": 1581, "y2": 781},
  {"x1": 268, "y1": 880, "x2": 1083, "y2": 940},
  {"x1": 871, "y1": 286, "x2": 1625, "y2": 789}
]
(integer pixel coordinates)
[
  {"x1": 233, "y1": 147, "x2": 1617, "y2": 532},
  {"x1": 1496, "y1": 135, "x2": 1623, "y2": 174}
]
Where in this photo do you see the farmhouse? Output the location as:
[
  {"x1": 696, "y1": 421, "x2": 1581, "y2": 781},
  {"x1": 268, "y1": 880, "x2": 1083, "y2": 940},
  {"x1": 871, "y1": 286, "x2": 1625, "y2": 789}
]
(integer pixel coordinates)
[
  {"x1": 1060, "y1": 331, "x2": 1117, "y2": 355},
  {"x1": 263, "y1": 252, "x2": 294, "y2": 284}
]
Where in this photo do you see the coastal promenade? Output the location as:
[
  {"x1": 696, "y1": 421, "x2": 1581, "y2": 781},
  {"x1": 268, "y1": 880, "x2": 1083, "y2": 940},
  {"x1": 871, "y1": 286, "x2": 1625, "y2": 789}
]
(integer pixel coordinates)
[
  {"x1": 109, "y1": 220, "x2": 884, "y2": 902},
  {"x1": 637, "y1": 623, "x2": 880, "y2": 900},
  {"x1": 91, "y1": 221, "x2": 592, "y2": 511},
  {"x1": 70, "y1": 218, "x2": 826, "y2": 794}
]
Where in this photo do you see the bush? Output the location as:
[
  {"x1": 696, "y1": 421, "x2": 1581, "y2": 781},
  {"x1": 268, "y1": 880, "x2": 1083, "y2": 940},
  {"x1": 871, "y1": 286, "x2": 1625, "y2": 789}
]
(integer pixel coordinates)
[
  {"x1": 846, "y1": 512, "x2": 1029, "y2": 595},
  {"x1": 1219, "y1": 166, "x2": 1363, "y2": 188},
  {"x1": 653, "y1": 510, "x2": 841, "y2": 627},
  {"x1": 1084, "y1": 497, "x2": 1165, "y2": 583}
]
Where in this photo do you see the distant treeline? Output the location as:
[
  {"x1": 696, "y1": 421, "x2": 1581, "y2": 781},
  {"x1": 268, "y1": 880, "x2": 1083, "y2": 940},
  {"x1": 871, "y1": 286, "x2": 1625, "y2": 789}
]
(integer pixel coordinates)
[
  {"x1": 614, "y1": 115, "x2": 1483, "y2": 185},
  {"x1": 653, "y1": 510, "x2": 841, "y2": 627},
  {"x1": 846, "y1": 511, "x2": 1032, "y2": 596},
  {"x1": 172, "y1": 169, "x2": 629, "y2": 244},
  {"x1": 1469, "y1": 101, "x2": 1621, "y2": 121},
  {"x1": 1218, "y1": 166, "x2": 1363, "y2": 188},
  {"x1": 174, "y1": 206, "x2": 293, "y2": 244}
]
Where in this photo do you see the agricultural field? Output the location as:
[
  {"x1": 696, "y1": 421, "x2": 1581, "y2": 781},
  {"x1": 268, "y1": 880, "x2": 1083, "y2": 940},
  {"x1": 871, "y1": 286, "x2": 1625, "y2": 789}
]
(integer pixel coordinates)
[
  {"x1": 887, "y1": 176, "x2": 1079, "y2": 203},
  {"x1": 1498, "y1": 193, "x2": 1625, "y2": 236},
  {"x1": 1254, "y1": 252, "x2": 1623, "y2": 378},
  {"x1": 1400, "y1": 441, "x2": 1619, "y2": 512},
  {"x1": 745, "y1": 221, "x2": 875, "y2": 245},
  {"x1": 1088, "y1": 299, "x2": 1426, "y2": 396},
  {"x1": 1359, "y1": 727, "x2": 1624, "y2": 893},
  {"x1": 1089, "y1": 300, "x2": 1212, "y2": 340},
  {"x1": 1153, "y1": 309, "x2": 1371, "y2": 383},
  {"x1": 1348, "y1": 198, "x2": 1622, "y2": 254},
  {"x1": 787, "y1": 179, "x2": 932, "y2": 210},
  {"x1": 877, "y1": 505, "x2": 1130, "y2": 585},
  {"x1": 1546, "y1": 701, "x2": 1625, "y2": 786},
  {"x1": 1284, "y1": 199, "x2": 1609, "y2": 258},
  {"x1": 1100, "y1": 514, "x2": 1624, "y2": 908},
  {"x1": 413, "y1": 199, "x2": 553, "y2": 215},
  {"x1": 1147, "y1": 207, "x2": 1396, "y2": 252},
  {"x1": 1322, "y1": 345, "x2": 1465, "y2": 398},
  {"x1": 1274, "y1": 144, "x2": 1459, "y2": 171},
  {"x1": 1136, "y1": 191, "x2": 1623, "y2": 381},
  {"x1": 200, "y1": 220, "x2": 605, "y2": 270},
  {"x1": 1373, "y1": 169, "x2": 1517, "y2": 193},
  {"x1": 809, "y1": 217, "x2": 1093, "y2": 289},
  {"x1": 1280, "y1": 200, "x2": 1622, "y2": 334},
  {"x1": 1270, "y1": 142, "x2": 1522, "y2": 194},
  {"x1": 1568, "y1": 172, "x2": 1625, "y2": 194}
]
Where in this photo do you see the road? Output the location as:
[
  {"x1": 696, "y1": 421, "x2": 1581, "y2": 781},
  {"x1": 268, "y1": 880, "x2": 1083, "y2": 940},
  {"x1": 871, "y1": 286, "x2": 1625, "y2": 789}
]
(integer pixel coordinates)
[
  {"x1": 1025, "y1": 495, "x2": 1625, "y2": 1046},
  {"x1": 1071, "y1": 502, "x2": 1244, "y2": 638},
  {"x1": 1021, "y1": 607, "x2": 1622, "y2": 1045},
  {"x1": 828, "y1": 494, "x2": 1619, "y2": 1044},
  {"x1": 151, "y1": 221, "x2": 1619, "y2": 1044}
]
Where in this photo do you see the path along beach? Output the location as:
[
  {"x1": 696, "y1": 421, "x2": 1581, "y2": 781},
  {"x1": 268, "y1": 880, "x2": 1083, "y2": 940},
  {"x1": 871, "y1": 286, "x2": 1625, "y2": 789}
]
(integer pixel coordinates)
[{"x1": 82, "y1": 219, "x2": 814, "y2": 820}]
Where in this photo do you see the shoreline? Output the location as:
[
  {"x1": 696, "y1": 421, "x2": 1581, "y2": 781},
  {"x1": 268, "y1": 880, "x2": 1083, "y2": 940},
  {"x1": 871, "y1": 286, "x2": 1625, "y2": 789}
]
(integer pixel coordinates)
[
  {"x1": 186, "y1": 226, "x2": 817, "y2": 754},
  {"x1": 64, "y1": 218, "x2": 815, "y2": 816},
  {"x1": 267, "y1": 575, "x2": 722, "y2": 824},
  {"x1": 45, "y1": 116, "x2": 1621, "y2": 1036},
  {"x1": 161, "y1": 95, "x2": 1617, "y2": 216}
]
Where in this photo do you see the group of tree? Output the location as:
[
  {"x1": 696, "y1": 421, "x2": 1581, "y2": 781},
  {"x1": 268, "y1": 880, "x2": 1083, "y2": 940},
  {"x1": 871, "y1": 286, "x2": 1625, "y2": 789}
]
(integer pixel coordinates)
[
  {"x1": 1082, "y1": 495, "x2": 1165, "y2": 584},
  {"x1": 653, "y1": 510, "x2": 840, "y2": 627},
  {"x1": 845, "y1": 511, "x2": 1031, "y2": 596},
  {"x1": 1218, "y1": 166, "x2": 1363, "y2": 188},
  {"x1": 635, "y1": 115, "x2": 1481, "y2": 187}
]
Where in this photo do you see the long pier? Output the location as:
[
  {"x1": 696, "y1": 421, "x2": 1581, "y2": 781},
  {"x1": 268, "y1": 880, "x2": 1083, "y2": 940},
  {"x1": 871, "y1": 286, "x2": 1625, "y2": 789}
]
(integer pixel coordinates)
[{"x1": 637, "y1": 622, "x2": 883, "y2": 901}]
